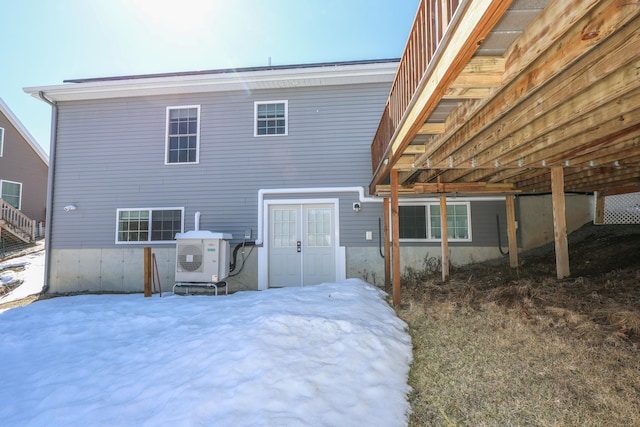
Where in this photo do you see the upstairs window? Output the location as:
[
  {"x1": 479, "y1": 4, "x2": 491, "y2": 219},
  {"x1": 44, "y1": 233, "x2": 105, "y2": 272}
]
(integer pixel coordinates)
[
  {"x1": 399, "y1": 202, "x2": 471, "y2": 241},
  {"x1": 165, "y1": 106, "x2": 200, "y2": 164},
  {"x1": 116, "y1": 207, "x2": 184, "y2": 243},
  {"x1": 254, "y1": 101, "x2": 288, "y2": 136},
  {"x1": 1, "y1": 180, "x2": 22, "y2": 210},
  {"x1": 0, "y1": 127, "x2": 4, "y2": 156}
]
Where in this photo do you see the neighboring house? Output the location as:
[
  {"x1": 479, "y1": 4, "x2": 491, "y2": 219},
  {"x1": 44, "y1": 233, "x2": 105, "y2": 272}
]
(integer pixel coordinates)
[
  {"x1": 0, "y1": 98, "x2": 48, "y2": 247},
  {"x1": 25, "y1": 53, "x2": 591, "y2": 295}
]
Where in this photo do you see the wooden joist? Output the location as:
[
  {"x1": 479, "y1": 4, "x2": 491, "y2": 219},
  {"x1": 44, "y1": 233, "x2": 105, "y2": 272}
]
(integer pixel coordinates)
[
  {"x1": 417, "y1": 123, "x2": 446, "y2": 135},
  {"x1": 375, "y1": 181, "x2": 520, "y2": 196},
  {"x1": 413, "y1": 182, "x2": 518, "y2": 194},
  {"x1": 411, "y1": 0, "x2": 639, "y2": 183}
]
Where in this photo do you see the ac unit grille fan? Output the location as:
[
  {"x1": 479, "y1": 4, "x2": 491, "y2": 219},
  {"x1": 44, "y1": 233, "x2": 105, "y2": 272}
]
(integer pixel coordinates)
[{"x1": 178, "y1": 244, "x2": 203, "y2": 272}]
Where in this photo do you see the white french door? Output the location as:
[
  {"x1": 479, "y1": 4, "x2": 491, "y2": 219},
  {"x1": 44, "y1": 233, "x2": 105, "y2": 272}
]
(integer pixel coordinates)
[{"x1": 268, "y1": 203, "x2": 336, "y2": 287}]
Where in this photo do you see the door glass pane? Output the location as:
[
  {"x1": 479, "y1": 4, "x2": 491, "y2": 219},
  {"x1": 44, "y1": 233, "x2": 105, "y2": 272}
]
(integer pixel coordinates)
[
  {"x1": 273, "y1": 208, "x2": 296, "y2": 247},
  {"x1": 307, "y1": 208, "x2": 331, "y2": 247}
]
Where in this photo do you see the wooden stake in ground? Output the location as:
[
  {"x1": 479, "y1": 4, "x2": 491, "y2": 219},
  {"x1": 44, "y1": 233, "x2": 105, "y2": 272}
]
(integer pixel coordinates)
[{"x1": 144, "y1": 247, "x2": 152, "y2": 297}]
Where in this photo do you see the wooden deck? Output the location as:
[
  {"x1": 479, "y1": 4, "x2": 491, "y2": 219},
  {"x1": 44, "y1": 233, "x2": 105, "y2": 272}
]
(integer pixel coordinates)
[{"x1": 370, "y1": 0, "x2": 640, "y2": 304}]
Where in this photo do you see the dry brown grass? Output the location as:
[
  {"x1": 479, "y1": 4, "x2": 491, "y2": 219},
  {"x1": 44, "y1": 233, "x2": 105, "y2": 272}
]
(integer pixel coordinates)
[{"x1": 396, "y1": 225, "x2": 640, "y2": 426}]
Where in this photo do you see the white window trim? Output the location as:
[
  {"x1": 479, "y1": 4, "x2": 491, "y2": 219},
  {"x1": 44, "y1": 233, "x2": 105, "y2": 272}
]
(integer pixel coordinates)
[
  {"x1": 115, "y1": 207, "x2": 185, "y2": 244},
  {"x1": 0, "y1": 179, "x2": 22, "y2": 210},
  {"x1": 398, "y1": 200, "x2": 472, "y2": 243},
  {"x1": 0, "y1": 127, "x2": 4, "y2": 156},
  {"x1": 254, "y1": 100, "x2": 288, "y2": 137},
  {"x1": 164, "y1": 105, "x2": 200, "y2": 165}
]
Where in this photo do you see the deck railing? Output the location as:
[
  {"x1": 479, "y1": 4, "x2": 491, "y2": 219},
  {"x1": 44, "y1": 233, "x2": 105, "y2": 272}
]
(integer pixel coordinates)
[
  {"x1": 0, "y1": 198, "x2": 36, "y2": 241},
  {"x1": 371, "y1": 0, "x2": 460, "y2": 172}
]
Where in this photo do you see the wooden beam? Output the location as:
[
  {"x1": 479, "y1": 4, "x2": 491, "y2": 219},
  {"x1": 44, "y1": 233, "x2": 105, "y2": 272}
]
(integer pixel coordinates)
[
  {"x1": 391, "y1": 169, "x2": 401, "y2": 306},
  {"x1": 383, "y1": 197, "x2": 391, "y2": 294},
  {"x1": 448, "y1": 71, "x2": 502, "y2": 88},
  {"x1": 404, "y1": 145, "x2": 427, "y2": 154},
  {"x1": 417, "y1": 123, "x2": 446, "y2": 135},
  {"x1": 551, "y1": 167, "x2": 570, "y2": 279},
  {"x1": 598, "y1": 185, "x2": 640, "y2": 197},
  {"x1": 374, "y1": 184, "x2": 416, "y2": 196},
  {"x1": 413, "y1": 182, "x2": 518, "y2": 194},
  {"x1": 443, "y1": 87, "x2": 493, "y2": 99},
  {"x1": 396, "y1": 155, "x2": 416, "y2": 170},
  {"x1": 516, "y1": 165, "x2": 640, "y2": 193},
  {"x1": 506, "y1": 195, "x2": 518, "y2": 268},
  {"x1": 439, "y1": 196, "x2": 450, "y2": 281}
]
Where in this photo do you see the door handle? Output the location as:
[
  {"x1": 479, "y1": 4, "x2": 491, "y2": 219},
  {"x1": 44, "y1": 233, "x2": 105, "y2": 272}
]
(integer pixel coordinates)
[{"x1": 297, "y1": 241, "x2": 301, "y2": 253}]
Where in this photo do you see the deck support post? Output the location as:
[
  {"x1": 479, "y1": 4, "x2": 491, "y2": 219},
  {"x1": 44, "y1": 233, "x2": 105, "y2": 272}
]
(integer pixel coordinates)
[
  {"x1": 383, "y1": 197, "x2": 391, "y2": 294},
  {"x1": 391, "y1": 169, "x2": 401, "y2": 306},
  {"x1": 439, "y1": 196, "x2": 450, "y2": 281},
  {"x1": 506, "y1": 195, "x2": 519, "y2": 268},
  {"x1": 551, "y1": 167, "x2": 570, "y2": 279},
  {"x1": 595, "y1": 191, "x2": 605, "y2": 225}
]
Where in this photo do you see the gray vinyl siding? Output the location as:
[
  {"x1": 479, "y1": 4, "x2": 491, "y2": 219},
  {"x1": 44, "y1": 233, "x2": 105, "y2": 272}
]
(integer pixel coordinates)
[{"x1": 50, "y1": 83, "x2": 391, "y2": 249}]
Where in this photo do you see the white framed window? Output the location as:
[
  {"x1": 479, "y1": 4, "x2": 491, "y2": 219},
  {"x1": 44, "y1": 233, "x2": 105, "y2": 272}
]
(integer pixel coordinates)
[
  {"x1": 165, "y1": 106, "x2": 200, "y2": 164},
  {"x1": 1, "y1": 180, "x2": 22, "y2": 210},
  {"x1": 254, "y1": 101, "x2": 288, "y2": 136},
  {"x1": 116, "y1": 207, "x2": 184, "y2": 244},
  {"x1": 399, "y1": 202, "x2": 471, "y2": 242},
  {"x1": 0, "y1": 127, "x2": 4, "y2": 156}
]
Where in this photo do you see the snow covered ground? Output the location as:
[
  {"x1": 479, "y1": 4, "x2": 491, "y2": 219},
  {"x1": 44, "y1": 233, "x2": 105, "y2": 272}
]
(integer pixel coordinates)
[
  {"x1": 0, "y1": 249, "x2": 45, "y2": 307},
  {"x1": 0, "y1": 252, "x2": 413, "y2": 426}
]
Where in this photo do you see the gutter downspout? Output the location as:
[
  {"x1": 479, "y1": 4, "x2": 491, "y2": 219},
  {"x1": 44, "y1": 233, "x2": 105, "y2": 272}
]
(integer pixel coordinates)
[
  {"x1": 255, "y1": 186, "x2": 381, "y2": 245},
  {"x1": 38, "y1": 91, "x2": 57, "y2": 294}
]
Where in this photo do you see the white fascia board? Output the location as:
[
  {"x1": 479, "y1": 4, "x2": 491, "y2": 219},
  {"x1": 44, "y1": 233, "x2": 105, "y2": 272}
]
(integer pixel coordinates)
[
  {"x1": 0, "y1": 97, "x2": 49, "y2": 165},
  {"x1": 24, "y1": 62, "x2": 398, "y2": 102}
]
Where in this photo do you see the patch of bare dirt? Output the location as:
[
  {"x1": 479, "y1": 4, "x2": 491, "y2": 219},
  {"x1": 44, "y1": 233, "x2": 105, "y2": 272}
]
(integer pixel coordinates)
[
  {"x1": 449, "y1": 223, "x2": 640, "y2": 344},
  {"x1": 399, "y1": 223, "x2": 640, "y2": 425}
]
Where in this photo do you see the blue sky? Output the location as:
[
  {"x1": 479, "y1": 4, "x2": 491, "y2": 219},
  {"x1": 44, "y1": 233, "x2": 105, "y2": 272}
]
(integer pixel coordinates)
[{"x1": 0, "y1": 0, "x2": 418, "y2": 155}]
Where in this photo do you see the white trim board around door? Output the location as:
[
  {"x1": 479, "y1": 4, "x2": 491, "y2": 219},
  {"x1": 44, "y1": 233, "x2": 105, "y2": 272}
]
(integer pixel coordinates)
[{"x1": 258, "y1": 197, "x2": 346, "y2": 290}]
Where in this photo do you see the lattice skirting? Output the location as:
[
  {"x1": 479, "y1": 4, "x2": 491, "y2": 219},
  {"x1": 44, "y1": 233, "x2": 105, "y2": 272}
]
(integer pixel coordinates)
[{"x1": 604, "y1": 192, "x2": 640, "y2": 224}]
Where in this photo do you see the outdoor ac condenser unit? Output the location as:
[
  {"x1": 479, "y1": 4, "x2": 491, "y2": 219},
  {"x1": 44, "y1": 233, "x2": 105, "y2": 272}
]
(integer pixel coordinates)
[{"x1": 175, "y1": 230, "x2": 232, "y2": 283}]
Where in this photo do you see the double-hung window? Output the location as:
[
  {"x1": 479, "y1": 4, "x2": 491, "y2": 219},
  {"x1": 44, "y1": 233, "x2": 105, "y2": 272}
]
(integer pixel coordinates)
[
  {"x1": 0, "y1": 127, "x2": 4, "y2": 156},
  {"x1": 116, "y1": 207, "x2": 184, "y2": 243},
  {"x1": 1, "y1": 180, "x2": 22, "y2": 210},
  {"x1": 399, "y1": 202, "x2": 471, "y2": 241},
  {"x1": 165, "y1": 106, "x2": 200, "y2": 164},
  {"x1": 254, "y1": 101, "x2": 288, "y2": 136}
]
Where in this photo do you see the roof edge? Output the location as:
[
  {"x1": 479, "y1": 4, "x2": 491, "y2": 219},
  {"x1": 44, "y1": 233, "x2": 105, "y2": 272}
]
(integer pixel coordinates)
[
  {"x1": 0, "y1": 98, "x2": 49, "y2": 166},
  {"x1": 24, "y1": 58, "x2": 400, "y2": 103},
  {"x1": 63, "y1": 58, "x2": 401, "y2": 84}
]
